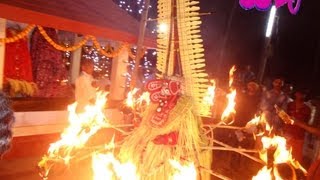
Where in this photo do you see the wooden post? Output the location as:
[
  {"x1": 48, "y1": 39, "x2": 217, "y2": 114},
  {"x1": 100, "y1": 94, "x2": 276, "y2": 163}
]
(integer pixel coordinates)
[
  {"x1": 131, "y1": 0, "x2": 150, "y2": 88},
  {"x1": 109, "y1": 43, "x2": 128, "y2": 101},
  {"x1": 257, "y1": 37, "x2": 272, "y2": 83},
  {"x1": 0, "y1": 18, "x2": 6, "y2": 90},
  {"x1": 70, "y1": 35, "x2": 82, "y2": 84}
]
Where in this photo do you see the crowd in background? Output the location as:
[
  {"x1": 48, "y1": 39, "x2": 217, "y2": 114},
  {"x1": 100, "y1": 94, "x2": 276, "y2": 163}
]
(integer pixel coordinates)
[{"x1": 211, "y1": 65, "x2": 320, "y2": 177}]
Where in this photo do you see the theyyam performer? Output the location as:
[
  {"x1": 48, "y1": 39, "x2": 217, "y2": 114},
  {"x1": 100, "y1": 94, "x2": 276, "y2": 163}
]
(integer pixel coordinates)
[{"x1": 118, "y1": 0, "x2": 212, "y2": 179}]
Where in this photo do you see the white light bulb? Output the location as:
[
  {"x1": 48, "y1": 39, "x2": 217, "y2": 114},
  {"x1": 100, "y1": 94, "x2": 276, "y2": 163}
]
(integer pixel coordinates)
[{"x1": 158, "y1": 23, "x2": 168, "y2": 33}]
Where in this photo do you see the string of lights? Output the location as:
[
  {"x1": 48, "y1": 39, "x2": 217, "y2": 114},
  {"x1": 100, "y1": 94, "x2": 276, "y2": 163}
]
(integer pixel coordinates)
[{"x1": 82, "y1": 46, "x2": 112, "y2": 80}]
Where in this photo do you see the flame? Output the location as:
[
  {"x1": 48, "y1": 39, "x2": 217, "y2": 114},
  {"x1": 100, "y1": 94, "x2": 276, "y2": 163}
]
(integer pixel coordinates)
[
  {"x1": 92, "y1": 136, "x2": 139, "y2": 180},
  {"x1": 252, "y1": 166, "x2": 272, "y2": 180},
  {"x1": 49, "y1": 92, "x2": 108, "y2": 154},
  {"x1": 203, "y1": 79, "x2": 216, "y2": 106},
  {"x1": 220, "y1": 65, "x2": 237, "y2": 123},
  {"x1": 221, "y1": 89, "x2": 236, "y2": 123},
  {"x1": 169, "y1": 159, "x2": 197, "y2": 180},
  {"x1": 245, "y1": 115, "x2": 271, "y2": 137},
  {"x1": 136, "y1": 92, "x2": 150, "y2": 106},
  {"x1": 253, "y1": 135, "x2": 307, "y2": 180},
  {"x1": 39, "y1": 92, "x2": 109, "y2": 172},
  {"x1": 126, "y1": 88, "x2": 139, "y2": 108},
  {"x1": 229, "y1": 65, "x2": 236, "y2": 87},
  {"x1": 92, "y1": 153, "x2": 138, "y2": 180}
]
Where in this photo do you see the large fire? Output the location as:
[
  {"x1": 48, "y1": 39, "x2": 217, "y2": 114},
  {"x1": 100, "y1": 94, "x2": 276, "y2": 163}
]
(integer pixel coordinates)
[
  {"x1": 38, "y1": 92, "x2": 110, "y2": 176},
  {"x1": 38, "y1": 90, "x2": 199, "y2": 180},
  {"x1": 253, "y1": 131, "x2": 307, "y2": 179},
  {"x1": 37, "y1": 66, "x2": 306, "y2": 180},
  {"x1": 92, "y1": 153, "x2": 139, "y2": 180}
]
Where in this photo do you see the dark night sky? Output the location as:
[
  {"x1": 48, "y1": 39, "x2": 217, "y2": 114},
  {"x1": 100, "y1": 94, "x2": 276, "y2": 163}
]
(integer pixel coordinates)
[{"x1": 199, "y1": 0, "x2": 320, "y2": 96}]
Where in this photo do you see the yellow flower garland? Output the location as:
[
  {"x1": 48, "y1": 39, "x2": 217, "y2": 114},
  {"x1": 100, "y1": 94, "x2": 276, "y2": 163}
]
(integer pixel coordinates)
[
  {"x1": 91, "y1": 36, "x2": 127, "y2": 58},
  {"x1": 0, "y1": 24, "x2": 146, "y2": 60},
  {"x1": 0, "y1": 24, "x2": 35, "y2": 43},
  {"x1": 37, "y1": 26, "x2": 90, "y2": 52}
]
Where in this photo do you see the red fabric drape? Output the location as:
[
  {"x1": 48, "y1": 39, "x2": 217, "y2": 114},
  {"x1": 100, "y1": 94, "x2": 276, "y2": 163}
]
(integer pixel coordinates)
[
  {"x1": 30, "y1": 27, "x2": 73, "y2": 97},
  {"x1": 4, "y1": 28, "x2": 33, "y2": 82}
]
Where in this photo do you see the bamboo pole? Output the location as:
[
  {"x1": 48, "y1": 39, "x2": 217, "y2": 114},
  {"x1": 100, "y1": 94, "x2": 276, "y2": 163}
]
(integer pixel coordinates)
[
  {"x1": 131, "y1": 0, "x2": 151, "y2": 88},
  {"x1": 212, "y1": 139, "x2": 265, "y2": 165}
]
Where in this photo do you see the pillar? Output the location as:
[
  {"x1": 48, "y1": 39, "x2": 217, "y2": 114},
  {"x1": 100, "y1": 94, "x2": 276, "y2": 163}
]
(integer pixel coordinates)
[
  {"x1": 70, "y1": 35, "x2": 82, "y2": 84},
  {"x1": 0, "y1": 18, "x2": 6, "y2": 89},
  {"x1": 109, "y1": 44, "x2": 128, "y2": 101}
]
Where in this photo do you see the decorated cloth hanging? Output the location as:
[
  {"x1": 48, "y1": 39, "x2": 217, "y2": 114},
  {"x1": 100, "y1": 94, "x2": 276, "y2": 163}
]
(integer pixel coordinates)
[
  {"x1": 30, "y1": 27, "x2": 73, "y2": 97},
  {"x1": 3, "y1": 28, "x2": 37, "y2": 96},
  {"x1": 4, "y1": 28, "x2": 33, "y2": 82}
]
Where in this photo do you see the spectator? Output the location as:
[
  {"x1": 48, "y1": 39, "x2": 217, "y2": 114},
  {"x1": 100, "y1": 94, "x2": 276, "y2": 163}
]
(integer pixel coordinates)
[
  {"x1": 242, "y1": 65, "x2": 256, "y2": 85},
  {"x1": 235, "y1": 81, "x2": 261, "y2": 126},
  {"x1": 283, "y1": 90, "x2": 311, "y2": 162},
  {"x1": 75, "y1": 59, "x2": 110, "y2": 112},
  {"x1": 284, "y1": 115, "x2": 320, "y2": 180},
  {"x1": 260, "y1": 78, "x2": 288, "y2": 133}
]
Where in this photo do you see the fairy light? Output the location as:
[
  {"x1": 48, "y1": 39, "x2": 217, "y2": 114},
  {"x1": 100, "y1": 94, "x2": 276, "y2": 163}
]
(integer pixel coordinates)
[
  {"x1": 82, "y1": 46, "x2": 112, "y2": 79},
  {"x1": 115, "y1": 0, "x2": 146, "y2": 16},
  {"x1": 113, "y1": 0, "x2": 157, "y2": 86}
]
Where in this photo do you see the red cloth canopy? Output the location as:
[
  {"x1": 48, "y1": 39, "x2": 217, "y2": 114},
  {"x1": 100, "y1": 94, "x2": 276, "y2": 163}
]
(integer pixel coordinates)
[{"x1": 0, "y1": 0, "x2": 156, "y2": 47}]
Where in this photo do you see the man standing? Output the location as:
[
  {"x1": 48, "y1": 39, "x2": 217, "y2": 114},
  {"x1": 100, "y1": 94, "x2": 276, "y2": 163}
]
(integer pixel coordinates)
[
  {"x1": 283, "y1": 90, "x2": 311, "y2": 162},
  {"x1": 75, "y1": 59, "x2": 109, "y2": 112},
  {"x1": 260, "y1": 78, "x2": 288, "y2": 133},
  {"x1": 75, "y1": 59, "x2": 96, "y2": 113}
]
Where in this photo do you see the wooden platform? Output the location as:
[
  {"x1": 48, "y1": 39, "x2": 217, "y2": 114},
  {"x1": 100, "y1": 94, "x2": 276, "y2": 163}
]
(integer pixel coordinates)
[{"x1": 10, "y1": 97, "x2": 74, "y2": 112}]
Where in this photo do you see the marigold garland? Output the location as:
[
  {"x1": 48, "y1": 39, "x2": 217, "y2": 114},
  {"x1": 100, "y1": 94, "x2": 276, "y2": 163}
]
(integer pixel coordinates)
[
  {"x1": 0, "y1": 24, "x2": 35, "y2": 43},
  {"x1": 0, "y1": 24, "x2": 146, "y2": 60},
  {"x1": 37, "y1": 26, "x2": 90, "y2": 52},
  {"x1": 91, "y1": 36, "x2": 126, "y2": 58}
]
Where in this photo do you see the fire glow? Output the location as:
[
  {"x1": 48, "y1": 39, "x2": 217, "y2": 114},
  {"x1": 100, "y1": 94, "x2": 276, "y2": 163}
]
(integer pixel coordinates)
[
  {"x1": 126, "y1": 88, "x2": 139, "y2": 108},
  {"x1": 92, "y1": 153, "x2": 139, "y2": 180},
  {"x1": 38, "y1": 92, "x2": 110, "y2": 176},
  {"x1": 220, "y1": 89, "x2": 236, "y2": 123},
  {"x1": 253, "y1": 135, "x2": 307, "y2": 179},
  {"x1": 169, "y1": 159, "x2": 197, "y2": 180},
  {"x1": 203, "y1": 79, "x2": 216, "y2": 106},
  {"x1": 220, "y1": 66, "x2": 237, "y2": 124}
]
